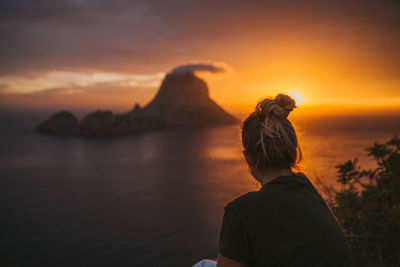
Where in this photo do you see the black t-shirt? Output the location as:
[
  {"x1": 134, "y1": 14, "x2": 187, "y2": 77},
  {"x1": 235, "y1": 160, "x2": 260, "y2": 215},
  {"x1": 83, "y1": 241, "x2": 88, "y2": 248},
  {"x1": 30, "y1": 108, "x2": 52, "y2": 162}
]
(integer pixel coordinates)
[{"x1": 218, "y1": 172, "x2": 352, "y2": 267}]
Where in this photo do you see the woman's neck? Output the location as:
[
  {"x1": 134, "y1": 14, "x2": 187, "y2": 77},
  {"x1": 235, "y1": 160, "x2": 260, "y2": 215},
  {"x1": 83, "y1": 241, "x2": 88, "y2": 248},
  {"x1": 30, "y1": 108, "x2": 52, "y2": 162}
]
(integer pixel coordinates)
[{"x1": 253, "y1": 167, "x2": 292, "y2": 187}]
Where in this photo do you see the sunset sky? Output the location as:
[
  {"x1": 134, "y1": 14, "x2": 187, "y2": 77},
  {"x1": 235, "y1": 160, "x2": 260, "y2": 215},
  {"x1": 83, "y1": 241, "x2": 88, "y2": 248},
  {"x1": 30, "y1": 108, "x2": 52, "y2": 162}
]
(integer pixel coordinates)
[{"x1": 1, "y1": 0, "x2": 399, "y2": 114}]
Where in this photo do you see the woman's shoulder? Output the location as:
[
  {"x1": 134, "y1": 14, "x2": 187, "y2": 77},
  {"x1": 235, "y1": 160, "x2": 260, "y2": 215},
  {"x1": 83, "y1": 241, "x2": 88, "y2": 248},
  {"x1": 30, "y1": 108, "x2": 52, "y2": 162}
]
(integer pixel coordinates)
[
  {"x1": 225, "y1": 191, "x2": 258, "y2": 214},
  {"x1": 225, "y1": 172, "x2": 311, "y2": 214}
]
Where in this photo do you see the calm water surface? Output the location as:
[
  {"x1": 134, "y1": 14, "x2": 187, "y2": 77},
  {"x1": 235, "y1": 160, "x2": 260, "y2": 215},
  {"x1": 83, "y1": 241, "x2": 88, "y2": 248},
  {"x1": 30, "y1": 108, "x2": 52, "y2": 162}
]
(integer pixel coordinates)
[{"x1": 1, "y1": 110, "x2": 399, "y2": 266}]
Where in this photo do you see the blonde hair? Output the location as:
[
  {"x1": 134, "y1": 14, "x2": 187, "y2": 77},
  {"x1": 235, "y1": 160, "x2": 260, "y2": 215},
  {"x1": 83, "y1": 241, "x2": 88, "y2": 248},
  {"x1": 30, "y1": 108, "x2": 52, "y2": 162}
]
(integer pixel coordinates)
[{"x1": 241, "y1": 93, "x2": 302, "y2": 171}]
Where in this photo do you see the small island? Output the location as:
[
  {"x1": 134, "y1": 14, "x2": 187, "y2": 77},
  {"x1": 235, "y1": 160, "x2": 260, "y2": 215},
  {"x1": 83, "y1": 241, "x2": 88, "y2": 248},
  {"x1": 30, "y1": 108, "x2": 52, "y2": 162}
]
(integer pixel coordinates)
[{"x1": 35, "y1": 69, "x2": 238, "y2": 137}]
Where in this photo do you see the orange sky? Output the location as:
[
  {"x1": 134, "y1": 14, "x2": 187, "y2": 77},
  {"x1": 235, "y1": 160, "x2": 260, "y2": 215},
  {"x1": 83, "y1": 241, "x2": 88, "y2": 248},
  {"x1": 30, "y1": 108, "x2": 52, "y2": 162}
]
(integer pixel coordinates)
[{"x1": 0, "y1": 1, "x2": 399, "y2": 115}]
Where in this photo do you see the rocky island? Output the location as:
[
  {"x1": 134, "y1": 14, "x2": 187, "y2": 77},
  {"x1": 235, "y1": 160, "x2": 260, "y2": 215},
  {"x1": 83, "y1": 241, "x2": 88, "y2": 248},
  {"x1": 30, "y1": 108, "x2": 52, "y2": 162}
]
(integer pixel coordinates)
[{"x1": 36, "y1": 69, "x2": 238, "y2": 137}]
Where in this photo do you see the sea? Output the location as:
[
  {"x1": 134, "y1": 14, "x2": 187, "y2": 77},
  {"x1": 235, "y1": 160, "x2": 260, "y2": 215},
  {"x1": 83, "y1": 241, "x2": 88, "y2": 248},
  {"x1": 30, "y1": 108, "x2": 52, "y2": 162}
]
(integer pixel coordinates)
[{"x1": 1, "y1": 109, "x2": 399, "y2": 266}]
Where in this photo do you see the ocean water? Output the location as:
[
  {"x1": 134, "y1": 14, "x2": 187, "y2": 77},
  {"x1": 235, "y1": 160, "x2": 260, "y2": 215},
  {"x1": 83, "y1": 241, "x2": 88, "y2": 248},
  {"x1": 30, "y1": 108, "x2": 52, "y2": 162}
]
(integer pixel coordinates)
[{"x1": 1, "y1": 110, "x2": 399, "y2": 266}]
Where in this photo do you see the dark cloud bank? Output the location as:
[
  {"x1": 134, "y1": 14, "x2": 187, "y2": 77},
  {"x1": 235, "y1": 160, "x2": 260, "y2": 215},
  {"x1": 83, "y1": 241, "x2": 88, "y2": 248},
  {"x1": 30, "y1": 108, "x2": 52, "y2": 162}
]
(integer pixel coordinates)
[{"x1": 0, "y1": 0, "x2": 399, "y2": 76}]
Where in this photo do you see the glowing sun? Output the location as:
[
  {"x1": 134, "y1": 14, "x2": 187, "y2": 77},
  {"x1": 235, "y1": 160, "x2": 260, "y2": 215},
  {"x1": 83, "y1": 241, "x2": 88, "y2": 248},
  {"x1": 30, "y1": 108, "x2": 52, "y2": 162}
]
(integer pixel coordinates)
[{"x1": 284, "y1": 91, "x2": 305, "y2": 105}]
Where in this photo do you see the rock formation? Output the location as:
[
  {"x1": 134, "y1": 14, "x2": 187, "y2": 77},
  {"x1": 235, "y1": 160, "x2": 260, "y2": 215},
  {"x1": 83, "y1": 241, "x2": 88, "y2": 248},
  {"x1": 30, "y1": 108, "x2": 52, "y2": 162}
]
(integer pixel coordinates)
[
  {"x1": 143, "y1": 72, "x2": 237, "y2": 126},
  {"x1": 36, "y1": 111, "x2": 80, "y2": 136},
  {"x1": 36, "y1": 70, "x2": 238, "y2": 137}
]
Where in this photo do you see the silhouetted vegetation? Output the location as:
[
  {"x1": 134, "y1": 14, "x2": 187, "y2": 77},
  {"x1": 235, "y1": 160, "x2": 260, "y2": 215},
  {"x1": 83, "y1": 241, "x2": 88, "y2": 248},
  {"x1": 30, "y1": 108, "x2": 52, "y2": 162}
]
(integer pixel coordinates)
[{"x1": 332, "y1": 136, "x2": 400, "y2": 266}]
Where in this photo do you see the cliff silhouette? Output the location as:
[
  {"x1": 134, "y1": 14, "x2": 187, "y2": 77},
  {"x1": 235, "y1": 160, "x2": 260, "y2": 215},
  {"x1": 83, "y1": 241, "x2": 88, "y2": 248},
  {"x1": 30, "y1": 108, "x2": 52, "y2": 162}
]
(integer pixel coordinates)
[{"x1": 36, "y1": 71, "x2": 238, "y2": 137}]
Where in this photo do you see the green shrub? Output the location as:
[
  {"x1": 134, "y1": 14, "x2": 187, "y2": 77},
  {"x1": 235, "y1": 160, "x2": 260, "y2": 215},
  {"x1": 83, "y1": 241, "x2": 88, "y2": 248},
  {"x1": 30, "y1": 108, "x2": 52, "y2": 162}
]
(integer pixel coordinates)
[{"x1": 332, "y1": 136, "x2": 400, "y2": 266}]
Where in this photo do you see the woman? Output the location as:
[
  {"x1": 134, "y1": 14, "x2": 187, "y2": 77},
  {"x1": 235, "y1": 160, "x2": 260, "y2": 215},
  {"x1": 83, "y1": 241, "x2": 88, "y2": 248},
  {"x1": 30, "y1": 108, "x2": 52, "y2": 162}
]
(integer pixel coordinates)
[{"x1": 216, "y1": 94, "x2": 352, "y2": 267}]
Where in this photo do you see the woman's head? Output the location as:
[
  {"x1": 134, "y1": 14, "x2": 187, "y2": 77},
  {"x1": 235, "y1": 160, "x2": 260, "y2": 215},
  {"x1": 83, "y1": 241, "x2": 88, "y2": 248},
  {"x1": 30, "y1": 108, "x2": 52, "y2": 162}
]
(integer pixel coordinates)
[{"x1": 241, "y1": 93, "x2": 302, "y2": 176}]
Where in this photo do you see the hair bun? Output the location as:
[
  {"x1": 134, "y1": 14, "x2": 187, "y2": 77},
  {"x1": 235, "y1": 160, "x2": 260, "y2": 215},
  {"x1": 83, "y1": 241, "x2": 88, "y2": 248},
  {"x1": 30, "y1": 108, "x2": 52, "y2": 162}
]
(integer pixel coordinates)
[
  {"x1": 274, "y1": 93, "x2": 296, "y2": 114},
  {"x1": 255, "y1": 93, "x2": 296, "y2": 120}
]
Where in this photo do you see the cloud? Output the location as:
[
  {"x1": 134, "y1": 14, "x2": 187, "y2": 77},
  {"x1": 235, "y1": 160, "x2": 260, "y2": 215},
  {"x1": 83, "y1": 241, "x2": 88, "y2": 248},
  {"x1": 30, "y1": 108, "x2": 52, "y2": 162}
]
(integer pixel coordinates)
[
  {"x1": 170, "y1": 62, "x2": 232, "y2": 75},
  {"x1": 0, "y1": 79, "x2": 161, "y2": 112},
  {"x1": 0, "y1": 71, "x2": 165, "y2": 94},
  {"x1": 1, "y1": 0, "x2": 399, "y2": 77}
]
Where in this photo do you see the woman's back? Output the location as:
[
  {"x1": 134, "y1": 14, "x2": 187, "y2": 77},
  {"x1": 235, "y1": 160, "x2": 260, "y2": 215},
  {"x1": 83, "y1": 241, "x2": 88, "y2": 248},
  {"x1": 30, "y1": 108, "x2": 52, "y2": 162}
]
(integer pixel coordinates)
[
  {"x1": 216, "y1": 94, "x2": 352, "y2": 267},
  {"x1": 219, "y1": 172, "x2": 352, "y2": 267}
]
